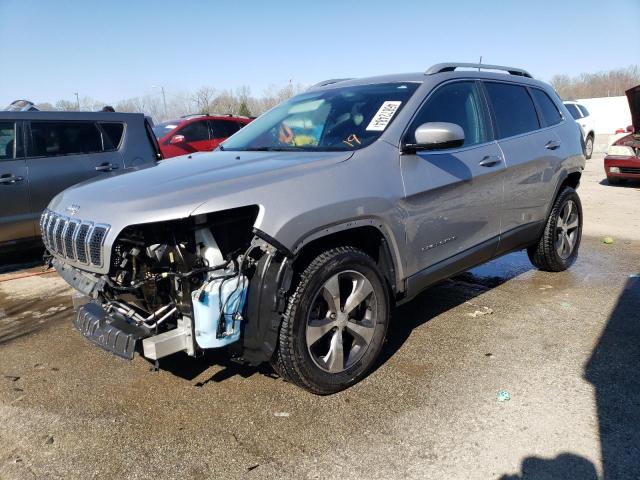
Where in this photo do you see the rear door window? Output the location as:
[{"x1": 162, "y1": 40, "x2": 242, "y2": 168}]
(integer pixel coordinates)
[
  {"x1": 98, "y1": 122, "x2": 124, "y2": 150},
  {"x1": 0, "y1": 121, "x2": 24, "y2": 159},
  {"x1": 209, "y1": 120, "x2": 240, "y2": 139},
  {"x1": 564, "y1": 103, "x2": 582, "y2": 119},
  {"x1": 577, "y1": 104, "x2": 590, "y2": 117},
  {"x1": 407, "y1": 81, "x2": 489, "y2": 147},
  {"x1": 29, "y1": 121, "x2": 103, "y2": 157},
  {"x1": 179, "y1": 120, "x2": 210, "y2": 142},
  {"x1": 484, "y1": 82, "x2": 540, "y2": 139},
  {"x1": 530, "y1": 88, "x2": 563, "y2": 127}
]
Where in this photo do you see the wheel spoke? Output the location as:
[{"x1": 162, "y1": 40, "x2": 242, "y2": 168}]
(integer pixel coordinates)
[
  {"x1": 321, "y1": 274, "x2": 342, "y2": 313},
  {"x1": 563, "y1": 232, "x2": 572, "y2": 257},
  {"x1": 323, "y1": 329, "x2": 344, "y2": 373},
  {"x1": 306, "y1": 316, "x2": 337, "y2": 346},
  {"x1": 566, "y1": 216, "x2": 579, "y2": 230},
  {"x1": 345, "y1": 319, "x2": 374, "y2": 345},
  {"x1": 563, "y1": 202, "x2": 573, "y2": 224},
  {"x1": 343, "y1": 278, "x2": 373, "y2": 315}
]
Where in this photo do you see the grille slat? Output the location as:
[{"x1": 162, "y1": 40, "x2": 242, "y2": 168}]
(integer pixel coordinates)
[
  {"x1": 89, "y1": 227, "x2": 107, "y2": 266},
  {"x1": 39, "y1": 210, "x2": 109, "y2": 268},
  {"x1": 64, "y1": 222, "x2": 78, "y2": 259},
  {"x1": 620, "y1": 167, "x2": 640, "y2": 174},
  {"x1": 75, "y1": 224, "x2": 90, "y2": 263}
]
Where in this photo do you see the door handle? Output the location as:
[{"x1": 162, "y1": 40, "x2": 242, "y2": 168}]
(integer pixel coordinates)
[
  {"x1": 478, "y1": 155, "x2": 502, "y2": 167},
  {"x1": 0, "y1": 174, "x2": 24, "y2": 184},
  {"x1": 95, "y1": 163, "x2": 119, "y2": 172},
  {"x1": 545, "y1": 140, "x2": 562, "y2": 150}
]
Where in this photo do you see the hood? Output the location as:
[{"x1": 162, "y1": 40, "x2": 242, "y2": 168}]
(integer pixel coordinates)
[
  {"x1": 49, "y1": 150, "x2": 352, "y2": 226},
  {"x1": 627, "y1": 85, "x2": 640, "y2": 134}
]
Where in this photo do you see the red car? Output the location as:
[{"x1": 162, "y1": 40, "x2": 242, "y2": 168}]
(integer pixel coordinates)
[
  {"x1": 604, "y1": 85, "x2": 639, "y2": 185},
  {"x1": 152, "y1": 114, "x2": 252, "y2": 159}
]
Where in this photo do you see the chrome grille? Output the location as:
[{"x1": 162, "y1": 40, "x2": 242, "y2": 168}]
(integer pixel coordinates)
[{"x1": 40, "y1": 210, "x2": 110, "y2": 268}]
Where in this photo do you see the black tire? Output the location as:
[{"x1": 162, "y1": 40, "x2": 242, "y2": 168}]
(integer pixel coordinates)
[
  {"x1": 585, "y1": 135, "x2": 594, "y2": 160},
  {"x1": 528, "y1": 187, "x2": 583, "y2": 272},
  {"x1": 272, "y1": 246, "x2": 389, "y2": 394}
]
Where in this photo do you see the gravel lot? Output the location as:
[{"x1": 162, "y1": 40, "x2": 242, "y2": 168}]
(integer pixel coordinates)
[{"x1": 0, "y1": 151, "x2": 638, "y2": 480}]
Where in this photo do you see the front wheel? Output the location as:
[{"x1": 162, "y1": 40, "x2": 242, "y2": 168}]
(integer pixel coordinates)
[
  {"x1": 528, "y1": 187, "x2": 583, "y2": 272},
  {"x1": 272, "y1": 247, "x2": 389, "y2": 394}
]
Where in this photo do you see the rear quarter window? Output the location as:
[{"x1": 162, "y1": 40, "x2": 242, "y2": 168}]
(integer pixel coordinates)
[
  {"x1": 530, "y1": 88, "x2": 563, "y2": 127},
  {"x1": 484, "y1": 82, "x2": 540, "y2": 139},
  {"x1": 98, "y1": 122, "x2": 124, "y2": 150}
]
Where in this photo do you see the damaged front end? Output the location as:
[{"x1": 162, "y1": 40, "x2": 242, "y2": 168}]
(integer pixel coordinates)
[{"x1": 50, "y1": 206, "x2": 292, "y2": 364}]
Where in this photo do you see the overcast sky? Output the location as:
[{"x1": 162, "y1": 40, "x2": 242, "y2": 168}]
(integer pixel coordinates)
[{"x1": 1, "y1": 0, "x2": 638, "y2": 107}]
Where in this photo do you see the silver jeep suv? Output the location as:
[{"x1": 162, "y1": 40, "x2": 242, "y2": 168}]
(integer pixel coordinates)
[{"x1": 44, "y1": 63, "x2": 585, "y2": 394}]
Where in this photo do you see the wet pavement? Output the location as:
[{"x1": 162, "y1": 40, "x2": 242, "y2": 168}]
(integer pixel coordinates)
[{"x1": 0, "y1": 154, "x2": 638, "y2": 479}]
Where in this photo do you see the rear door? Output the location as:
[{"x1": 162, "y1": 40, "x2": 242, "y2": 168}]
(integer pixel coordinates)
[
  {"x1": 483, "y1": 82, "x2": 564, "y2": 234},
  {"x1": 400, "y1": 80, "x2": 505, "y2": 276},
  {"x1": 26, "y1": 120, "x2": 120, "y2": 228},
  {"x1": 0, "y1": 120, "x2": 32, "y2": 243},
  {"x1": 209, "y1": 119, "x2": 241, "y2": 149}
]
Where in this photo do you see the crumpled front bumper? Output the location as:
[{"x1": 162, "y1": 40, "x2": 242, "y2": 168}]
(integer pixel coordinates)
[{"x1": 74, "y1": 302, "x2": 151, "y2": 360}]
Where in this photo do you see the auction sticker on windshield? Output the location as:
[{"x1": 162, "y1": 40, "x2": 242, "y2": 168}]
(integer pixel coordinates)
[{"x1": 366, "y1": 101, "x2": 402, "y2": 131}]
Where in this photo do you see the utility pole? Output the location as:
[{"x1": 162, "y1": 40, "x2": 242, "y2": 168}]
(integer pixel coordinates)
[
  {"x1": 74, "y1": 92, "x2": 80, "y2": 110},
  {"x1": 153, "y1": 85, "x2": 168, "y2": 118}
]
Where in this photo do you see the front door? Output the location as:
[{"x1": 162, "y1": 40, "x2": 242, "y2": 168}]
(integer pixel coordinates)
[
  {"x1": 0, "y1": 121, "x2": 32, "y2": 243},
  {"x1": 400, "y1": 80, "x2": 505, "y2": 277}
]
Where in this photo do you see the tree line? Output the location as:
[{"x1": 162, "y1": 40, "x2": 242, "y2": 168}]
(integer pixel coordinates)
[
  {"x1": 550, "y1": 65, "x2": 640, "y2": 100},
  {"x1": 33, "y1": 82, "x2": 308, "y2": 122},
  {"x1": 28, "y1": 64, "x2": 640, "y2": 120}
]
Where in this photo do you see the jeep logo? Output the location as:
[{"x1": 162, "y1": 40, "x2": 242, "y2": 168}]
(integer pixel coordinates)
[{"x1": 66, "y1": 204, "x2": 81, "y2": 216}]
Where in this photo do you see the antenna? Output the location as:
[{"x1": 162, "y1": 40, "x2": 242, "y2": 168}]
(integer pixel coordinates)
[{"x1": 478, "y1": 56, "x2": 482, "y2": 71}]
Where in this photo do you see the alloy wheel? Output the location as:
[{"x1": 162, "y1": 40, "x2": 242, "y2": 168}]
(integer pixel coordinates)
[
  {"x1": 555, "y1": 199, "x2": 580, "y2": 259},
  {"x1": 305, "y1": 270, "x2": 378, "y2": 373}
]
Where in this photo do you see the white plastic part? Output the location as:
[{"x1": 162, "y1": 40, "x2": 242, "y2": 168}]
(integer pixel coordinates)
[{"x1": 194, "y1": 227, "x2": 224, "y2": 276}]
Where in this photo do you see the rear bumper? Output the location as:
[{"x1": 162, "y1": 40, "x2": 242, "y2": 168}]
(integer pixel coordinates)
[{"x1": 604, "y1": 155, "x2": 640, "y2": 179}]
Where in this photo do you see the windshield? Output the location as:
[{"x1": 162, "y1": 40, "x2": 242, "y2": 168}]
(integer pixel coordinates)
[
  {"x1": 221, "y1": 82, "x2": 419, "y2": 152},
  {"x1": 152, "y1": 121, "x2": 180, "y2": 139}
]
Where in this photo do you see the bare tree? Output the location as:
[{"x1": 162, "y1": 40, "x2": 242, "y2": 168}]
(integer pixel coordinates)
[
  {"x1": 551, "y1": 65, "x2": 640, "y2": 99},
  {"x1": 191, "y1": 86, "x2": 216, "y2": 115}
]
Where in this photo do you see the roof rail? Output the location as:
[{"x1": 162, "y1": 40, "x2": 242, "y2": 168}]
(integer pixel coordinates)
[
  {"x1": 308, "y1": 78, "x2": 353, "y2": 90},
  {"x1": 425, "y1": 62, "x2": 532, "y2": 78}
]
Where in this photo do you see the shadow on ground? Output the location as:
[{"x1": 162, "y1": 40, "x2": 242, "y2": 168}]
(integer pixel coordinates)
[
  {"x1": 499, "y1": 453, "x2": 598, "y2": 480},
  {"x1": 584, "y1": 275, "x2": 640, "y2": 479},
  {"x1": 0, "y1": 246, "x2": 44, "y2": 274}
]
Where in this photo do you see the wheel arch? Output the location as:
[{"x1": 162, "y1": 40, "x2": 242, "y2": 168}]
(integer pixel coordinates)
[{"x1": 291, "y1": 220, "x2": 404, "y2": 297}]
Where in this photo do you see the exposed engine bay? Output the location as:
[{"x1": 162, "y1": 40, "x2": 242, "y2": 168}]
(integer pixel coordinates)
[{"x1": 52, "y1": 206, "x2": 292, "y2": 364}]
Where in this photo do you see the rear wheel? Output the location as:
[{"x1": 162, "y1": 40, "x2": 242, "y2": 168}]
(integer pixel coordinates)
[
  {"x1": 272, "y1": 247, "x2": 389, "y2": 394},
  {"x1": 528, "y1": 187, "x2": 582, "y2": 272},
  {"x1": 585, "y1": 135, "x2": 594, "y2": 160}
]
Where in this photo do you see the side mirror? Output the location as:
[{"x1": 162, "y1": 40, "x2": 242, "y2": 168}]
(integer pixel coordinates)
[
  {"x1": 169, "y1": 134, "x2": 185, "y2": 145},
  {"x1": 627, "y1": 125, "x2": 634, "y2": 133},
  {"x1": 403, "y1": 122, "x2": 465, "y2": 153}
]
